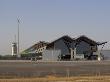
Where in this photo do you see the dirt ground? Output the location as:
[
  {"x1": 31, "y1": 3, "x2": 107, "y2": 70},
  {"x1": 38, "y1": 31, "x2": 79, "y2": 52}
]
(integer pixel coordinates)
[{"x1": 0, "y1": 76, "x2": 110, "y2": 82}]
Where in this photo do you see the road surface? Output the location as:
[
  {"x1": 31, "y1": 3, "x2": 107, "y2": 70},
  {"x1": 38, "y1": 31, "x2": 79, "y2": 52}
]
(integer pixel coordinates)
[{"x1": 0, "y1": 60, "x2": 110, "y2": 77}]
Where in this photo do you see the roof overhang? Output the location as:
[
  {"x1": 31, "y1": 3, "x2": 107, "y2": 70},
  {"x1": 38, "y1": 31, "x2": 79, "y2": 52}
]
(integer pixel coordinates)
[{"x1": 97, "y1": 41, "x2": 108, "y2": 45}]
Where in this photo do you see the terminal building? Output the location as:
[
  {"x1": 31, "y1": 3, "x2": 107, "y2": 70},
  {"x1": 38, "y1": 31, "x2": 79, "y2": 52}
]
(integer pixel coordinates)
[{"x1": 21, "y1": 35, "x2": 107, "y2": 61}]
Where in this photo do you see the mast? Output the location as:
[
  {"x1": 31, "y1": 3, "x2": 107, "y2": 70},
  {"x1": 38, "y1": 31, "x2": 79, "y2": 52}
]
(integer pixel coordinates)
[{"x1": 17, "y1": 18, "x2": 20, "y2": 58}]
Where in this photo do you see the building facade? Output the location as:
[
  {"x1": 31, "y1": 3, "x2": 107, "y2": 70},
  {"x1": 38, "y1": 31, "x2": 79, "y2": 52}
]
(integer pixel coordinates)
[{"x1": 12, "y1": 42, "x2": 17, "y2": 56}]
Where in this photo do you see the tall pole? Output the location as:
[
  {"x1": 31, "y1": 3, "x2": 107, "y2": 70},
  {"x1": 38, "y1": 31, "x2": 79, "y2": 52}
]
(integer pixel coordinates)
[{"x1": 17, "y1": 18, "x2": 20, "y2": 58}]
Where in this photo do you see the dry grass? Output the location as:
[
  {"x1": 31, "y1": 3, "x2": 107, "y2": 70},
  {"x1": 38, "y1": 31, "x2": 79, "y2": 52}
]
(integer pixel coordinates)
[{"x1": 0, "y1": 76, "x2": 110, "y2": 82}]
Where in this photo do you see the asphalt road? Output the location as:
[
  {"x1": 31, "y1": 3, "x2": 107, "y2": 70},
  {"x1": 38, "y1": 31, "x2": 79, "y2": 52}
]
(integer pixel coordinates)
[{"x1": 0, "y1": 60, "x2": 110, "y2": 77}]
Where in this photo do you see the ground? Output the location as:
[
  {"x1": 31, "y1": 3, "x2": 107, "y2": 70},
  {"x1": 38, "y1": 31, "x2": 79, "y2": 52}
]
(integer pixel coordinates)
[
  {"x1": 0, "y1": 76, "x2": 110, "y2": 82},
  {"x1": 0, "y1": 60, "x2": 110, "y2": 78}
]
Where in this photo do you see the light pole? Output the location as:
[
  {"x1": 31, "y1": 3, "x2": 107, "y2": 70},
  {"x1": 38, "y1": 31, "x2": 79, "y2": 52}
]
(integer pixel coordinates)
[{"x1": 17, "y1": 18, "x2": 20, "y2": 58}]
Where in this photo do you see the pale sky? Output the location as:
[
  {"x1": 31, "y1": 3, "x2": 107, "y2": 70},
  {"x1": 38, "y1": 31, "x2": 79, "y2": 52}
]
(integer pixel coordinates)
[{"x1": 0, "y1": 0, "x2": 110, "y2": 55}]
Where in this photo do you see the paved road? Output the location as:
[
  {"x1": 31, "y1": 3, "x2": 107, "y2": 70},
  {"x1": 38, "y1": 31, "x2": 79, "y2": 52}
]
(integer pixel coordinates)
[{"x1": 0, "y1": 60, "x2": 110, "y2": 77}]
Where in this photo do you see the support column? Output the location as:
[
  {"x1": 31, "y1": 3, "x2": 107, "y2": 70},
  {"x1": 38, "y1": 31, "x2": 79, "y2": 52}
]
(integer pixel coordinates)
[
  {"x1": 74, "y1": 47, "x2": 76, "y2": 59},
  {"x1": 70, "y1": 48, "x2": 74, "y2": 61},
  {"x1": 97, "y1": 50, "x2": 101, "y2": 61}
]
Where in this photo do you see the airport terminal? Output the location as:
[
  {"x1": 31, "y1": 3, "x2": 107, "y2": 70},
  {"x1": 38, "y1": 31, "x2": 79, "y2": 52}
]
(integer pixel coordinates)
[{"x1": 20, "y1": 35, "x2": 107, "y2": 61}]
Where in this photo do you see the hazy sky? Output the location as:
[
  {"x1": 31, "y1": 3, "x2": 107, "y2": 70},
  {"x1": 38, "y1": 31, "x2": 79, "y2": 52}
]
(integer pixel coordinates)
[{"x1": 0, "y1": 0, "x2": 110, "y2": 55}]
